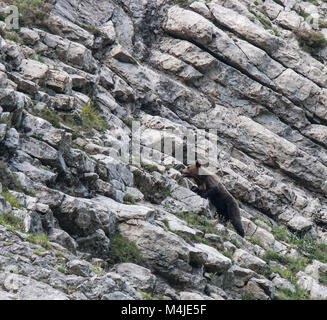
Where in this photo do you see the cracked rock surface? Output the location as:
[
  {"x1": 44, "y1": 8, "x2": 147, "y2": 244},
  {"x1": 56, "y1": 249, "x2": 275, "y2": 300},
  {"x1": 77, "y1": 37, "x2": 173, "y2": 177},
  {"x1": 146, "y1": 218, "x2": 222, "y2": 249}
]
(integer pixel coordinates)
[{"x1": 0, "y1": 0, "x2": 327, "y2": 300}]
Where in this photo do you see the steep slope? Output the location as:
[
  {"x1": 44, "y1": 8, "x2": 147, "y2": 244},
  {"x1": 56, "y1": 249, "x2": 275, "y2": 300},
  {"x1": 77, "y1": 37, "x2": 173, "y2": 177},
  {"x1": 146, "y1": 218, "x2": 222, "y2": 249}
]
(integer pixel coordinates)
[{"x1": 0, "y1": 0, "x2": 327, "y2": 300}]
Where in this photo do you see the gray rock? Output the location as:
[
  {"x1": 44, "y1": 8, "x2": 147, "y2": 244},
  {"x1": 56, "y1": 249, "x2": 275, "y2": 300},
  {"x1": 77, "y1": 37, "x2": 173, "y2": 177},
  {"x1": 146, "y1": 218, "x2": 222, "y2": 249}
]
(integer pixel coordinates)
[
  {"x1": 3, "y1": 127, "x2": 19, "y2": 149},
  {"x1": 297, "y1": 271, "x2": 327, "y2": 299},
  {"x1": 76, "y1": 229, "x2": 111, "y2": 259},
  {"x1": 194, "y1": 243, "x2": 231, "y2": 274},
  {"x1": 119, "y1": 220, "x2": 206, "y2": 289},
  {"x1": 272, "y1": 274, "x2": 296, "y2": 293},
  {"x1": 48, "y1": 228, "x2": 77, "y2": 253},
  {"x1": 114, "y1": 263, "x2": 157, "y2": 292},
  {"x1": 21, "y1": 59, "x2": 49, "y2": 82},
  {"x1": 233, "y1": 249, "x2": 268, "y2": 274},
  {"x1": 66, "y1": 259, "x2": 92, "y2": 277},
  {"x1": 46, "y1": 69, "x2": 72, "y2": 93}
]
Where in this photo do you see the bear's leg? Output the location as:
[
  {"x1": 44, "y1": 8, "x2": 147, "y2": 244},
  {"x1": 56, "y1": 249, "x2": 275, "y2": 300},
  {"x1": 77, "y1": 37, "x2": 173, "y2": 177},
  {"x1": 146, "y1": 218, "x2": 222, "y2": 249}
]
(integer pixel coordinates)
[{"x1": 228, "y1": 202, "x2": 245, "y2": 238}]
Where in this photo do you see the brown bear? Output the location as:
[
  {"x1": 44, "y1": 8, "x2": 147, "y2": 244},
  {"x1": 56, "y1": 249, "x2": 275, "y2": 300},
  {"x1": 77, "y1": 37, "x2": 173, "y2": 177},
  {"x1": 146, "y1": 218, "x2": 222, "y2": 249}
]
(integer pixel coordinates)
[{"x1": 181, "y1": 160, "x2": 245, "y2": 237}]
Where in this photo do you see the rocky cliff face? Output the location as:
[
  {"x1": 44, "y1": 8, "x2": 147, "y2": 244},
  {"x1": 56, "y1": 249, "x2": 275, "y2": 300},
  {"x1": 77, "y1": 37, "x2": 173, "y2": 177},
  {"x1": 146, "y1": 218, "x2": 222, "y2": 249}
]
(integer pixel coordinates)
[{"x1": 0, "y1": 0, "x2": 327, "y2": 300}]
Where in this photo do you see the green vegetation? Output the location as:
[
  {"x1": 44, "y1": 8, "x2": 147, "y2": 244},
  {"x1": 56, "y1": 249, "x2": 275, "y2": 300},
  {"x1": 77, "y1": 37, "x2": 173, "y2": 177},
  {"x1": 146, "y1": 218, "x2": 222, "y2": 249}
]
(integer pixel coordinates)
[
  {"x1": 230, "y1": 237, "x2": 242, "y2": 248},
  {"x1": 274, "y1": 285, "x2": 310, "y2": 300},
  {"x1": 35, "y1": 107, "x2": 62, "y2": 128},
  {"x1": 1, "y1": 191, "x2": 22, "y2": 209},
  {"x1": 4, "y1": 31, "x2": 23, "y2": 44},
  {"x1": 80, "y1": 24, "x2": 100, "y2": 35},
  {"x1": 272, "y1": 28, "x2": 280, "y2": 37},
  {"x1": 294, "y1": 28, "x2": 327, "y2": 55},
  {"x1": 137, "y1": 290, "x2": 169, "y2": 300},
  {"x1": 263, "y1": 249, "x2": 310, "y2": 294},
  {"x1": 263, "y1": 249, "x2": 308, "y2": 269},
  {"x1": 222, "y1": 250, "x2": 233, "y2": 259},
  {"x1": 161, "y1": 218, "x2": 169, "y2": 230},
  {"x1": 255, "y1": 216, "x2": 273, "y2": 229},
  {"x1": 246, "y1": 237, "x2": 263, "y2": 247},
  {"x1": 319, "y1": 20, "x2": 327, "y2": 29},
  {"x1": 122, "y1": 117, "x2": 134, "y2": 129},
  {"x1": 167, "y1": 211, "x2": 229, "y2": 255},
  {"x1": 263, "y1": 225, "x2": 327, "y2": 300},
  {"x1": 272, "y1": 225, "x2": 327, "y2": 263},
  {"x1": 108, "y1": 234, "x2": 144, "y2": 266},
  {"x1": 80, "y1": 101, "x2": 107, "y2": 134},
  {"x1": 0, "y1": 211, "x2": 24, "y2": 232},
  {"x1": 0, "y1": 161, "x2": 35, "y2": 197},
  {"x1": 0, "y1": 161, "x2": 23, "y2": 193},
  {"x1": 298, "y1": 7, "x2": 310, "y2": 20},
  {"x1": 26, "y1": 233, "x2": 52, "y2": 249},
  {"x1": 0, "y1": 12, "x2": 6, "y2": 22},
  {"x1": 303, "y1": 0, "x2": 318, "y2": 5},
  {"x1": 174, "y1": 0, "x2": 190, "y2": 6},
  {"x1": 272, "y1": 225, "x2": 289, "y2": 242},
  {"x1": 174, "y1": 211, "x2": 217, "y2": 235},
  {"x1": 140, "y1": 161, "x2": 162, "y2": 173},
  {"x1": 3, "y1": 0, "x2": 52, "y2": 27},
  {"x1": 57, "y1": 267, "x2": 65, "y2": 274},
  {"x1": 123, "y1": 194, "x2": 136, "y2": 205},
  {"x1": 319, "y1": 271, "x2": 327, "y2": 285},
  {"x1": 248, "y1": 8, "x2": 272, "y2": 29},
  {"x1": 92, "y1": 261, "x2": 106, "y2": 275},
  {"x1": 34, "y1": 102, "x2": 107, "y2": 138},
  {"x1": 241, "y1": 292, "x2": 257, "y2": 300},
  {"x1": 33, "y1": 248, "x2": 47, "y2": 256}
]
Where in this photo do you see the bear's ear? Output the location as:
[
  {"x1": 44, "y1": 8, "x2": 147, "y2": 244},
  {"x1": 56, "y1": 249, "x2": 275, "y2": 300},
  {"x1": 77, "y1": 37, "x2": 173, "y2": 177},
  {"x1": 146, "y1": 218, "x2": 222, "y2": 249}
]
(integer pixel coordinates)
[{"x1": 196, "y1": 160, "x2": 201, "y2": 168}]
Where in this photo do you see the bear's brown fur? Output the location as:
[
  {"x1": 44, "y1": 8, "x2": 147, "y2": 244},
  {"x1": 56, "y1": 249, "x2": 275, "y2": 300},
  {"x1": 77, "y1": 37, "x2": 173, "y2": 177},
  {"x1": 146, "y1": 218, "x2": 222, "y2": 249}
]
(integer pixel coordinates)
[{"x1": 182, "y1": 160, "x2": 245, "y2": 237}]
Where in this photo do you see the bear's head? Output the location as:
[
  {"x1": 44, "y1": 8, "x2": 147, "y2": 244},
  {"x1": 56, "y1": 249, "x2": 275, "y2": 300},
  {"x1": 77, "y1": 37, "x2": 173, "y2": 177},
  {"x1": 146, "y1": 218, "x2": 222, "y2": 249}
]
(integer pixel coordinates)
[{"x1": 181, "y1": 160, "x2": 201, "y2": 178}]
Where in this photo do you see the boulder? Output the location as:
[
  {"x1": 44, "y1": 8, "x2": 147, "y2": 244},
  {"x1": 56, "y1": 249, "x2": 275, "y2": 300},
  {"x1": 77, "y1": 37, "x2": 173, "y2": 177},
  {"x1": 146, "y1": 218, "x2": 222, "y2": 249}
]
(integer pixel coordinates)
[{"x1": 114, "y1": 263, "x2": 157, "y2": 292}]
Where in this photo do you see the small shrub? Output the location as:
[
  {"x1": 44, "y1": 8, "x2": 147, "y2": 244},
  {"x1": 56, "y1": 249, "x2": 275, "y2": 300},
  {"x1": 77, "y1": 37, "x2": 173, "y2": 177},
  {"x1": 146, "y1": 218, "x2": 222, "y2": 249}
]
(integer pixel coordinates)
[
  {"x1": 80, "y1": 101, "x2": 107, "y2": 134},
  {"x1": 174, "y1": 211, "x2": 217, "y2": 235},
  {"x1": 319, "y1": 20, "x2": 327, "y2": 29},
  {"x1": 81, "y1": 24, "x2": 100, "y2": 35},
  {"x1": 298, "y1": 7, "x2": 310, "y2": 20},
  {"x1": 0, "y1": 211, "x2": 24, "y2": 232},
  {"x1": 263, "y1": 250, "x2": 309, "y2": 277},
  {"x1": 26, "y1": 233, "x2": 52, "y2": 249},
  {"x1": 4, "y1": 31, "x2": 23, "y2": 44},
  {"x1": 57, "y1": 267, "x2": 65, "y2": 274},
  {"x1": 222, "y1": 250, "x2": 233, "y2": 259},
  {"x1": 36, "y1": 107, "x2": 62, "y2": 128},
  {"x1": 246, "y1": 237, "x2": 263, "y2": 247},
  {"x1": 123, "y1": 194, "x2": 136, "y2": 205},
  {"x1": 175, "y1": 0, "x2": 190, "y2": 7},
  {"x1": 92, "y1": 261, "x2": 106, "y2": 275},
  {"x1": 273, "y1": 28, "x2": 280, "y2": 37},
  {"x1": 141, "y1": 161, "x2": 160, "y2": 173},
  {"x1": 137, "y1": 290, "x2": 168, "y2": 300},
  {"x1": 108, "y1": 234, "x2": 144, "y2": 265},
  {"x1": 35, "y1": 102, "x2": 107, "y2": 138},
  {"x1": 161, "y1": 218, "x2": 169, "y2": 230},
  {"x1": 275, "y1": 285, "x2": 310, "y2": 300},
  {"x1": 272, "y1": 225, "x2": 289, "y2": 242},
  {"x1": 319, "y1": 271, "x2": 327, "y2": 285},
  {"x1": 294, "y1": 28, "x2": 327, "y2": 55},
  {"x1": 304, "y1": 0, "x2": 318, "y2": 5},
  {"x1": 33, "y1": 248, "x2": 46, "y2": 256},
  {"x1": 248, "y1": 8, "x2": 272, "y2": 29},
  {"x1": 0, "y1": 161, "x2": 24, "y2": 192},
  {"x1": 230, "y1": 237, "x2": 242, "y2": 248},
  {"x1": 241, "y1": 292, "x2": 257, "y2": 300},
  {"x1": 1, "y1": 191, "x2": 22, "y2": 209}
]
